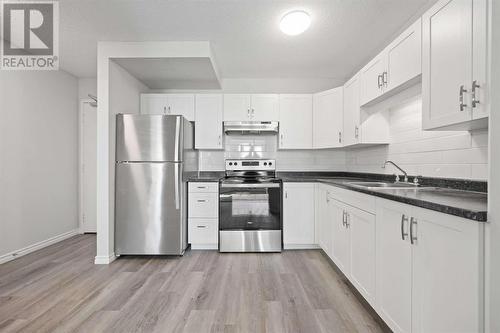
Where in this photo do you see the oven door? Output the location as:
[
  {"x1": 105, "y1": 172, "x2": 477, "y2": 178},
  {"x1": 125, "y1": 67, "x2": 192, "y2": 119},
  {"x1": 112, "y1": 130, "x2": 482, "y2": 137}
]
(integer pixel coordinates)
[{"x1": 219, "y1": 183, "x2": 281, "y2": 231}]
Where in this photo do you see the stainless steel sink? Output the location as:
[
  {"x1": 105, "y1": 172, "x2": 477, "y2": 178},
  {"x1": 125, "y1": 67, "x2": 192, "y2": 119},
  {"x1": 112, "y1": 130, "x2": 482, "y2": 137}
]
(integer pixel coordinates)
[{"x1": 348, "y1": 181, "x2": 429, "y2": 190}]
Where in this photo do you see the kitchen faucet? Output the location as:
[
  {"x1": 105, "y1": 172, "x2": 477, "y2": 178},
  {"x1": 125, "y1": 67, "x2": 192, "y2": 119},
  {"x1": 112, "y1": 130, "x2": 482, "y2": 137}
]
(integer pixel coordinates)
[{"x1": 383, "y1": 160, "x2": 409, "y2": 183}]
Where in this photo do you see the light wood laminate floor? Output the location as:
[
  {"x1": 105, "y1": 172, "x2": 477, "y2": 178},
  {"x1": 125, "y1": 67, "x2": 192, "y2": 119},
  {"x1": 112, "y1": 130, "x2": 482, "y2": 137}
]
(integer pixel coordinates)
[{"x1": 0, "y1": 235, "x2": 386, "y2": 333}]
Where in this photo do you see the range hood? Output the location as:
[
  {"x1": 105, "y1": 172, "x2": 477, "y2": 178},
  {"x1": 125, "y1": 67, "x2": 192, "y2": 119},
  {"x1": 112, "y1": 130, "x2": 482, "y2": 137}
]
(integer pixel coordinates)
[{"x1": 223, "y1": 121, "x2": 279, "y2": 135}]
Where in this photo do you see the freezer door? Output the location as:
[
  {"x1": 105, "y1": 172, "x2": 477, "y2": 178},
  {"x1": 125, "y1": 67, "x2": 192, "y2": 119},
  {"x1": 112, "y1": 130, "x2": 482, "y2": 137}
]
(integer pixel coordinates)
[
  {"x1": 116, "y1": 114, "x2": 184, "y2": 162},
  {"x1": 115, "y1": 162, "x2": 186, "y2": 255}
]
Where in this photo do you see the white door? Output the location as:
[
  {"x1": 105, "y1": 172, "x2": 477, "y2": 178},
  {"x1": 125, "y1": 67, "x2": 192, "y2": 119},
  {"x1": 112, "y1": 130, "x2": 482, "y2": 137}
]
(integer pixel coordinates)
[
  {"x1": 283, "y1": 183, "x2": 315, "y2": 247},
  {"x1": 330, "y1": 198, "x2": 350, "y2": 276},
  {"x1": 386, "y1": 18, "x2": 422, "y2": 91},
  {"x1": 348, "y1": 205, "x2": 376, "y2": 305},
  {"x1": 360, "y1": 51, "x2": 386, "y2": 105},
  {"x1": 250, "y1": 94, "x2": 279, "y2": 121},
  {"x1": 140, "y1": 94, "x2": 168, "y2": 114},
  {"x1": 313, "y1": 88, "x2": 343, "y2": 148},
  {"x1": 422, "y1": 0, "x2": 473, "y2": 129},
  {"x1": 167, "y1": 94, "x2": 195, "y2": 121},
  {"x1": 411, "y1": 208, "x2": 482, "y2": 333},
  {"x1": 343, "y1": 75, "x2": 361, "y2": 146},
  {"x1": 278, "y1": 94, "x2": 312, "y2": 149},
  {"x1": 376, "y1": 199, "x2": 412, "y2": 333},
  {"x1": 195, "y1": 94, "x2": 223, "y2": 149},
  {"x1": 81, "y1": 102, "x2": 97, "y2": 233},
  {"x1": 223, "y1": 94, "x2": 251, "y2": 121}
]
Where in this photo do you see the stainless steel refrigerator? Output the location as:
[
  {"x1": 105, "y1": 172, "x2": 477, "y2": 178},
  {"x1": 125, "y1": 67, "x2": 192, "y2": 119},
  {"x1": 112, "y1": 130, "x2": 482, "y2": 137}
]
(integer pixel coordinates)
[{"x1": 114, "y1": 114, "x2": 197, "y2": 255}]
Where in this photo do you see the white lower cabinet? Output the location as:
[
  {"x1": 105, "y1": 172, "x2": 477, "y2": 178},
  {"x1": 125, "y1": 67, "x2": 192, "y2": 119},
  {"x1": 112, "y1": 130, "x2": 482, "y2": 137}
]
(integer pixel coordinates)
[
  {"x1": 376, "y1": 198, "x2": 483, "y2": 333},
  {"x1": 283, "y1": 183, "x2": 316, "y2": 249},
  {"x1": 188, "y1": 182, "x2": 219, "y2": 250},
  {"x1": 330, "y1": 197, "x2": 351, "y2": 275},
  {"x1": 315, "y1": 185, "x2": 333, "y2": 257}
]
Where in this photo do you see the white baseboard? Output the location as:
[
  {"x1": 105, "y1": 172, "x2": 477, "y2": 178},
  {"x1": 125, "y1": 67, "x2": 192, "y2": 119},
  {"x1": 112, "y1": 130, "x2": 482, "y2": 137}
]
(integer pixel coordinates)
[
  {"x1": 191, "y1": 244, "x2": 218, "y2": 250},
  {"x1": 94, "y1": 253, "x2": 116, "y2": 264},
  {"x1": 0, "y1": 229, "x2": 80, "y2": 265},
  {"x1": 283, "y1": 244, "x2": 320, "y2": 250}
]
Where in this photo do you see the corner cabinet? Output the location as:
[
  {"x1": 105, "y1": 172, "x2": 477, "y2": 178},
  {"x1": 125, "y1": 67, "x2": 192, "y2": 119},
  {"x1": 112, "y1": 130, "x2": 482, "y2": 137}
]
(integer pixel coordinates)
[
  {"x1": 376, "y1": 198, "x2": 484, "y2": 333},
  {"x1": 422, "y1": 0, "x2": 489, "y2": 130},
  {"x1": 278, "y1": 95, "x2": 313, "y2": 149},
  {"x1": 140, "y1": 94, "x2": 195, "y2": 121},
  {"x1": 343, "y1": 74, "x2": 390, "y2": 147},
  {"x1": 283, "y1": 183, "x2": 316, "y2": 249},
  {"x1": 313, "y1": 88, "x2": 343, "y2": 148},
  {"x1": 194, "y1": 94, "x2": 223, "y2": 150},
  {"x1": 223, "y1": 94, "x2": 278, "y2": 121}
]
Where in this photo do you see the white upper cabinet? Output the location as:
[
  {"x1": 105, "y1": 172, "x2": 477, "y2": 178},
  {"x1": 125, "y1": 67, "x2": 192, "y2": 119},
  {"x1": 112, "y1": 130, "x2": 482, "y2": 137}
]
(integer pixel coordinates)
[
  {"x1": 195, "y1": 94, "x2": 223, "y2": 150},
  {"x1": 251, "y1": 94, "x2": 279, "y2": 121},
  {"x1": 422, "y1": 0, "x2": 488, "y2": 130},
  {"x1": 343, "y1": 75, "x2": 362, "y2": 146},
  {"x1": 360, "y1": 18, "x2": 422, "y2": 107},
  {"x1": 283, "y1": 183, "x2": 316, "y2": 248},
  {"x1": 223, "y1": 94, "x2": 278, "y2": 121},
  {"x1": 313, "y1": 87, "x2": 343, "y2": 148},
  {"x1": 360, "y1": 50, "x2": 387, "y2": 106},
  {"x1": 223, "y1": 94, "x2": 252, "y2": 121},
  {"x1": 386, "y1": 18, "x2": 422, "y2": 92},
  {"x1": 140, "y1": 94, "x2": 195, "y2": 121},
  {"x1": 278, "y1": 94, "x2": 313, "y2": 149}
]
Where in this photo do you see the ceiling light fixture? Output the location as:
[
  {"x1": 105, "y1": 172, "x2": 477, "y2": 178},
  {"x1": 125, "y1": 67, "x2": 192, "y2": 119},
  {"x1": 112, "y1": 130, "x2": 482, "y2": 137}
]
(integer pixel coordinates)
[{"x1": 280, "y1": 10, "x2": 311, "y2": 36}]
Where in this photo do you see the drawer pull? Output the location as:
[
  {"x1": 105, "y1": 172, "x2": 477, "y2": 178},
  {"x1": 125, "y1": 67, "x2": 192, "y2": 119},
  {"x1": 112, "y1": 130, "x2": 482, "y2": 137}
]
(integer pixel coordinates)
[
  {"x1": 197, "y1": 225, "x2": 207, "y2": 228},
  {"x1": 197, "y1": 186, "x2": 207, "y2": 189},
  {"x1": 197, "y1": 200, "x2": 207, "y2": 203}
]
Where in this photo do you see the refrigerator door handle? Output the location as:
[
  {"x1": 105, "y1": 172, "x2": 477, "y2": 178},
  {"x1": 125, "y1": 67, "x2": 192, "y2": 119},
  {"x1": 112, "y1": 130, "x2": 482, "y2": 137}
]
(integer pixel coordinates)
[
  {"x1": 174, "y1": 117, "x2": 181, "y2": 161},
  {"x1": 174, "y1": 163, "x2": 180, "y2": 210}
]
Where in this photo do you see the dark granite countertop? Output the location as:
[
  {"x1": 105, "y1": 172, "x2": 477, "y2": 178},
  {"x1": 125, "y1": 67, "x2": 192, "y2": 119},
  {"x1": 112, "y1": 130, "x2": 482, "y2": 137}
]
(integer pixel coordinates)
[{"x1": 278, "y1": 172, "x2": 488, "y2": 222}]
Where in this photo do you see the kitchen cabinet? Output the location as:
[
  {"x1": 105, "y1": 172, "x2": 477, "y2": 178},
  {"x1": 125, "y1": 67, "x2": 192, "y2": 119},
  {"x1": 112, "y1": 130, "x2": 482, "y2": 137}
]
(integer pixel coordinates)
[
  {"x1": 313, "y1": 87, "x2": 343, "y2": 148},
  {"x1": 330, "y1": 197, "x2": 351, "y2": 276},
  {"x1": 278, "y1": 94, "x2": 313, "y2": 149},
  {"x1": 223, "y1": 94, "x2": 278, "y2": 121},
  {"x1": 342, "y1": 74, "x2": 390, "y2": 147},
  {"x1": 422, "y1": 0, "x2": 489, "y2": 130},
  {"x1": 140, "y1": 94, "x2": 195, "y2": 121},
  {"x1": 315, "y1": 185, "x2": 333, "y2": 257},
  {"x1": 360, "y1": 50, "x2": 387, "y2": 106},
  {"x1": 283, "y1": 183, "x2": 316, "y2": 249},
  {"x1": 359, "y1": 18, "x2": 422, "y2": 107},
  {"x1": 385, "y1": 18, "x2": 422, "y2": 92},
  {"x1": 376, "y1": 198, "x2": 483, "y2": 333},
  {"x1": 188, "y1": 182, "x2": 219, "y2": 250},
  {"x1": 195, "y1": 94, "x2": 223, "y2": 150}
]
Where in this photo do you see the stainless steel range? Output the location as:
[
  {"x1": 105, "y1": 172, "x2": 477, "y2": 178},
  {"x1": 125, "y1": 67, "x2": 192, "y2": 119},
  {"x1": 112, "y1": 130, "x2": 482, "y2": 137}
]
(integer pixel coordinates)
[{"x1": 219, "y1": 159, "x2": 282, "y2": 252}]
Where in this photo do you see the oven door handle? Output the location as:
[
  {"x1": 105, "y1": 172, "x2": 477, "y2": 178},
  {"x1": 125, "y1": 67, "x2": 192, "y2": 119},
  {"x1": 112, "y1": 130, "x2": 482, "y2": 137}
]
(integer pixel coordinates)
[{"x1": 220, "y1": 183, "x2": 281, "y2": 188}]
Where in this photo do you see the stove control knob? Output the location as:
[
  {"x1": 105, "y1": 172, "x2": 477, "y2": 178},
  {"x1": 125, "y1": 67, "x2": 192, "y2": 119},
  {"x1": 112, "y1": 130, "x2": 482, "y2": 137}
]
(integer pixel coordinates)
[
  {"x1": 269, "y1": 162, "x2": 273, "y2": 166},
  {"x1": 229, "y1": 162, "x2": 233, "y2": 166},
  {"x1": 264, "y1": 162, "x2": 268, "y2": 166},
  {"x1": 234, "y1": 162, "x2": 238, "y2": 166}
]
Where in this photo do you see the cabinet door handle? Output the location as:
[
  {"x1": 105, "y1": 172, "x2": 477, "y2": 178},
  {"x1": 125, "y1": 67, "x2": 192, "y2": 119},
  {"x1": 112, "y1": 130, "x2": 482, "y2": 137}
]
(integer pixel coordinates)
[
  {"x1": 338, "y1": 131, "x2": 342, "y2": 143},
  {"x1": 472, "y1": 80, "x2": 480, "y2": 108},
  {"x1": 459, "y1": 85, "x2": 468, "y2": 111},
  {"x1": 354, "y1": 126, "x2": 359, "y2": 139},
  {"x1": 280, "y1": 133, "x2": 284, "y2": 147},
  {"x1": 196, "y1": 225, "x2": 207, "y2": 228},
  {"x1": 401, "y1": 214, "x2": 409, "y2": 240},
  {"x1": 251, "y1": 108, "x2": 255, "y2": 117},
  {"x1": 218, "y1": 134, "x2": 222, "y2": 147},
  {"x1": 163, "y1": 106, "x2": 167, "y2": 114},
  {"x1": 342, "y1": 210, "x2": 346, "y2": 227},
  {"x1": 377, "y1": 74, "x2": 383, "y2": 89},
  {"x1": 410, "y1": 217, "x2": 417, "y2": 244},
  {"x1": 247, "y1": 109, "x2": 250, "y2": 118},
  {"x1": 285, "y1": 191, "x2": 288, "y2": 199},
  {"x1": 382, "y1": 71, "x2": 388, "y2": 86},
  {"x1": 345, "y1": 212, "x2": 350, "y2": 228}
]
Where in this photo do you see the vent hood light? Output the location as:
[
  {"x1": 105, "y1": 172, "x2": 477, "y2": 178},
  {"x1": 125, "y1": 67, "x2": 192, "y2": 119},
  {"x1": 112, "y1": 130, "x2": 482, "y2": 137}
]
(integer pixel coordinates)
[
  {"x1": 280, "y1": 10, "x2": 311, "y2": 36},
  {"x1": 224, "y1": 121, "x2": 279, "y2": 135}
]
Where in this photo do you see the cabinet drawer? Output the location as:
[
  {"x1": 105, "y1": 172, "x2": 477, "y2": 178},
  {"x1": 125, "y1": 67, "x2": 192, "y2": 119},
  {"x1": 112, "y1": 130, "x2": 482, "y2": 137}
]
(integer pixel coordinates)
[
  {"x1": 188, "y1": 182, "x2": 219, "y2": 193},
  {"x1": 189, "y1": 193, "x2": 218, "y2": 218},
  {"x1": 188, "y1": 219, "x2": 218, "y2": 245}
]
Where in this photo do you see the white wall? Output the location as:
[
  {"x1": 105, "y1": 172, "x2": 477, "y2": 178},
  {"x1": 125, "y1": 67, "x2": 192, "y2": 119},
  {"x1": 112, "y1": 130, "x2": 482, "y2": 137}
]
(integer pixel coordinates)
[
  {"x1": 0, "y1": 70, "x2": 79, "y2": 261},
  {"x1": 78, "y1": 78, "x2": 97, "y2": 100},
  {"x1": 346, "y1": 94, "x2": 488, "y2": 180}
]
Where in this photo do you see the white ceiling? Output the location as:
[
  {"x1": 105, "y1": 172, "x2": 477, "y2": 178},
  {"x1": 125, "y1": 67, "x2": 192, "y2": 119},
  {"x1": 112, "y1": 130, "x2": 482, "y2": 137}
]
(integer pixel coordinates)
[
  {"x1": 113, "y1": 57, "x2": 221, "y2": 89},
  {"x1": 59, "y1": 0, "x2": 433, "y2": 85}
]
